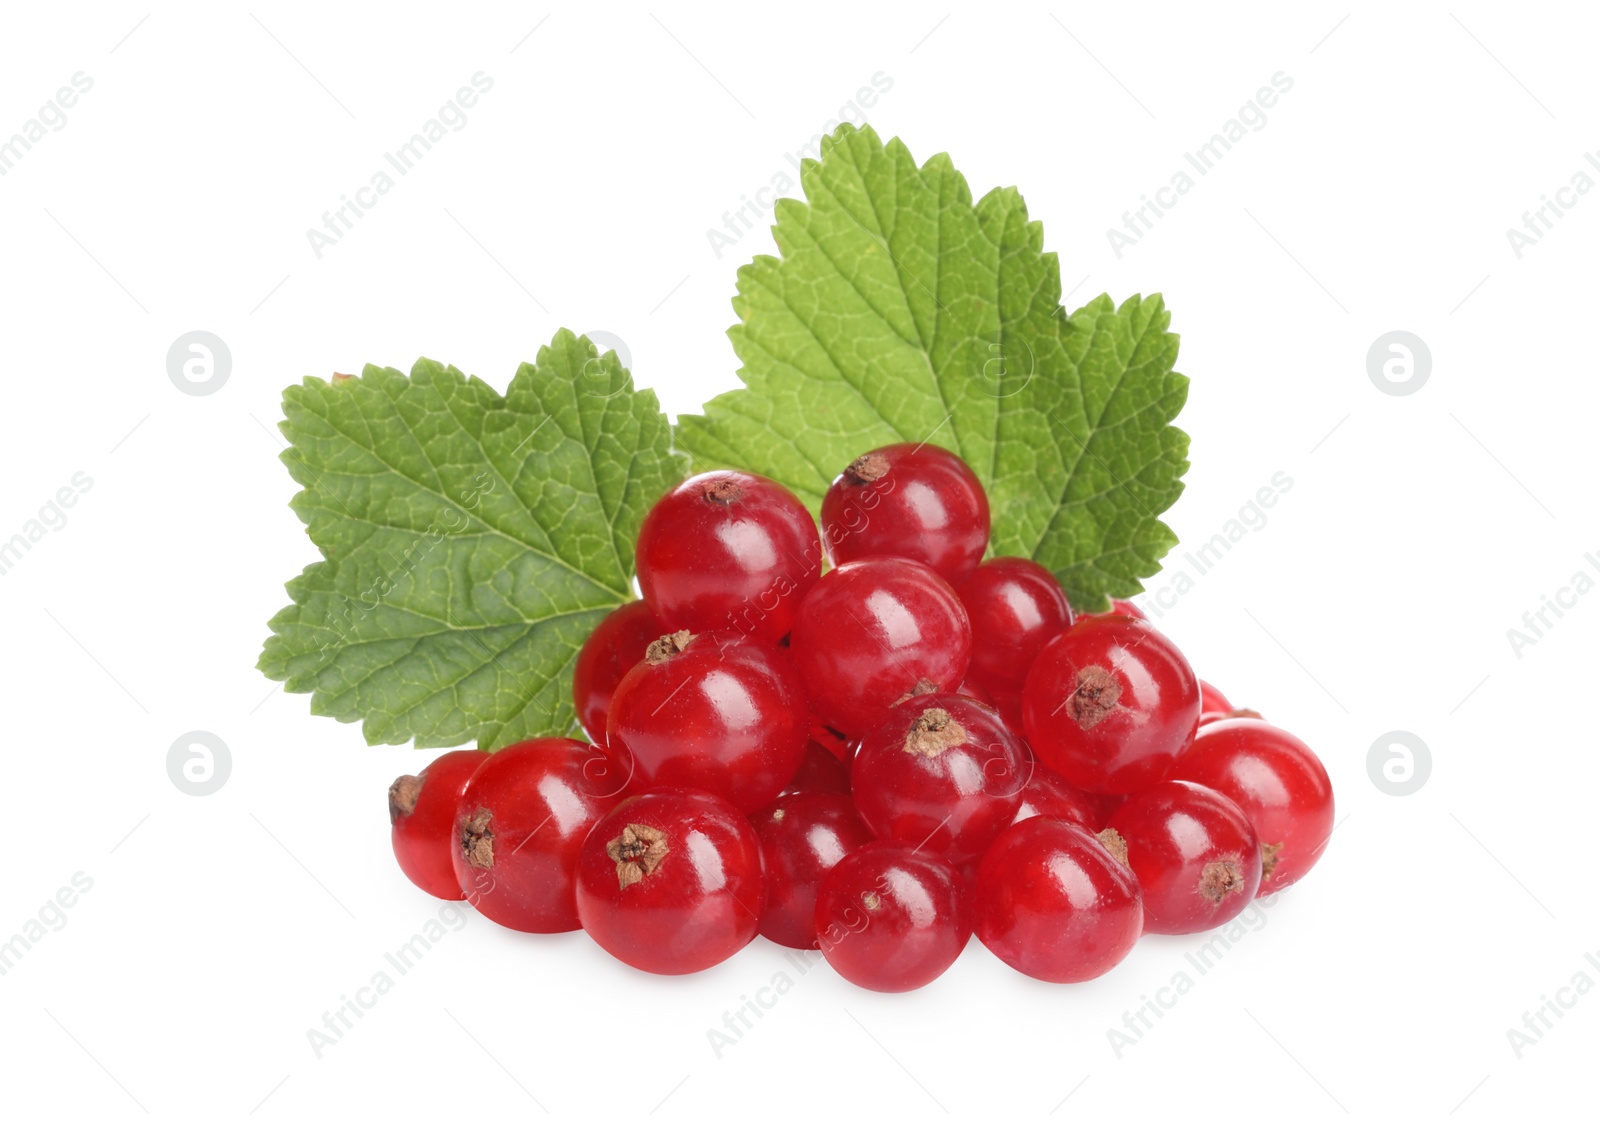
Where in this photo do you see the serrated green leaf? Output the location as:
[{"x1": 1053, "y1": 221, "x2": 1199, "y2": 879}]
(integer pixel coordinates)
[
  {"x1": 258, "y1": 330, "x2": 686, "y2": 748},
  {"x1": 674, "y1": 124, "x2": 1189, "y2": 608}
]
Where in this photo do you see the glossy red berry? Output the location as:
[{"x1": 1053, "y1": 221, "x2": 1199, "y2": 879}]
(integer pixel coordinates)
[
  {"x1": 636, "y1": 470, "x2": 821, "y2": 644},
  {"x1": 1013, "y1": 761, "x2": 1105, "y2": 829},
  {"x1": 1199, "y1": 680, "x2": 1231, "y2": 716},
  {"x1": 606, "y1": 631, "x2": 808, "y2": 813},
  {"x1": 973, "y1": 817, "x2": 1142, "y2": 983},
  {"x1": 1175, "y1": 718, "x2": 1334, "y2": 894},
  {"x1": 781, "y1": 740, "x2": 852, "y2": 796},
  {"x1": 575, "y1": 788, "x2": 764, "y2": 974},
  {"x1": 451, "y1": 738, "x2": 612, "y2": 932},
  {"x1": 1105, "y1": 781, "x2": 1262, "y2": 934},
  {"x1": 809, "y1": 717, "x2": 852, "y2": 763},
  {"x1": 752, "y1": 792, "x2": 872, "y2": 949},
  {"x1": 814, "y1": 842, "x2": 971, "y2": 992},
  {"x1": 572, "y1": 601, "x2": 665, "y2": 741},
  {"x1": 791, "y1": 558, "x2": 971, "y2": 736},
  {"x1": 820, "y1": 443, "x2": 990, "y2": 584},
  {"x1": 389, "y1": 749, "x2": 490, "y2": 900},
  {"x1": 957, "y1": 557, "x2": 1073, "y2": 695},
  {"x1": 1021, "y1": 615, "x2": 1199, "y2": 794},
  {"x1": 851, "y1": 695, "x2": 1026, "y2": 863}
]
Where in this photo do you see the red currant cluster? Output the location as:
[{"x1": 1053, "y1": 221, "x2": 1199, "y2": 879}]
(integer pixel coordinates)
[{"x1": 388, "y1": 444, "x2": 1334, "y2": 991}]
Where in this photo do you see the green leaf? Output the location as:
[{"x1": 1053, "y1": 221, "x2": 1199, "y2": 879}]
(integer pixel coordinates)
[
  {"x1": 258, "y1": 330, "x2": 685, "y2": 748},
  {"x1": 673, "y1": 124, "x2": 1189, "y2": 608}
]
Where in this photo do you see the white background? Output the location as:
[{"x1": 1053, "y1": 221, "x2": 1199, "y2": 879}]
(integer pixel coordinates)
[{"x1": 1, "y1": 2, "x2": 1594, "y2": 1125}]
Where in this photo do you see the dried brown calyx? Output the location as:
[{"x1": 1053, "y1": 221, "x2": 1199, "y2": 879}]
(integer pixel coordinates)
[
  {"x1": 903, "y1": 707, "x2": 968, "y2": 757},
  {"x1": 1066, "y1": 666, "x2": 1122, "y2": 729},
  {"x1": 1198, "y1": 859, "x2": 1247, "y2": 904},
  {"x1": 645, "y1": 630, "x2": 694, "y2": 664},
  {"x1": 891, "y1": 678, "x2": 940, "y2": 706},
  {"x1": 1261, "y1": 841, "x2": 1283, "y2": 879},
  {"x1": 1226, "y1": 708, "x2": 1263, "y2": 720},
  {"x1": 606, "y1": 823, "x2": 670, "y2": 889},
  {"x1": 1096, "y1": 828, "x2": 1129, "y2": 866},
  {"x1": 388, "y1": 774, "x2": 423, "y2": 822},
  {"x1": 702, "y1": 477, "x2": 744, "y2": 505},
  {"x1": 843, "y1": 452, "x2": 890, "y2": 484},
  {"x1": 460, "y1": 809, "x2": 495, "y2": 870}
]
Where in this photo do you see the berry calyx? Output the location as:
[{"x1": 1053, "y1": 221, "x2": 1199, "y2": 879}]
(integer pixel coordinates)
[{"x1": 820, "y1": 442, "x2": 991, "y2": 584}]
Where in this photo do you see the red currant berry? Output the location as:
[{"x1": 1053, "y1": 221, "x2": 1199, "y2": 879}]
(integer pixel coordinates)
[
  {"x1": 809, "y1": 716, "x2": 852, "y2": 762},
  {"x1": 957, "y1": 557, "x2": 1073, "y2": 695},
  {"x1": 606, "y1": 630, "x2": 808, "y2": 813},
  {"x1": 1199, "y1": 679, "x2": 1231, "y2": 716},
  {"x1": 1013, "y1": 761, "x2": 1105, "y2": 829},
  {"x1": 575, "y1": 788, "x2": 764, "y2": 974},
  {"x1": 389, "y1": 749, "x2": 490, "y2": 900},
  {"x1": 572, "y1": 601, "x2": 665, "y2": 741},
  {"x1": 851, "y1": 695, "x2": 1026, "y2": 863},
  {"x1": 1021, "y1": 615, "x2": 1199, "y2": 793},
  {"x1": 820, "y1": 443, "x2": 990, "y2": 584},
  {"x1": 791, "y1": 558, "x2": 971, "y2": 736},
  {"x1": 752, "y1": 792, "x2": 872, "y2": 949},
  {"x1": 1105, "y1": 781, "x2": 1262, "y2": 934},
  {"x1": 814, "y1": 842, "x2": 971, "y2": 991},
  {"x1": 782, "y1": 739, "x2": 852, "y2": 795},
  {"x1": 973, "y1": 817, "x2": 1142, "y2": 983},
  {"x1": 635, "y1": 471, "x2": 820, "y2": 644},
  {"x1": 451, "y1": 738, "x2": 611, "y2": 932},
  {"x1": 1175, "y1": 718, "x2": 1334, "y2": 894}
]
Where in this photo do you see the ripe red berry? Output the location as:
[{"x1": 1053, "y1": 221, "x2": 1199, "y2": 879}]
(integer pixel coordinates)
[
  {"x1": 1079, "y1": 598, "x2": 1147, "y2": 621},
  {"x1": 1105, "y1": 781, "x2": 1262, "y2": 934},
  {"x1": 851, "y1": 695, "x2": 1026, "y2": 863},
  {"x1": 814, "y1": 842, "x2": 971, "y2": 992},
  {"x1": 451, "y1": 738, "x2": 612, "y2": 932},
  {"x1": 635, "y1": 471, "x2": 820, "y2": 644},
  {"x1": 605, "y1": 630, "x2": 808, "y2": 813},
  {"x1": 571, "y1": 601, "x2": 665, "y2": 741},
  {"x1": 1175, "y1": 718, "x2": 1334, "y2": 894},
  {"x1": 973, "y1": 817, "x2": 1142, "y2": 983},
  {"x1": 957, "y1": 557, "x2": 1073, "y2": 696},
  {"x1": 809, "y1": 716, "x2": 853, "y2": 763},
  {"x1": 752, "y1": 792, "x2": 872, "y2": 949},
  {"x1": 781, "y1": 739, "x2": 852, "y2": 796},
  {"x1": 1021, "y1": 615, "x2": 1199, "y2": 794},
  {"x1": 791, "y1": 557, "x2": 971, "y2": 736},
  {"x1": 820, "y1": 443, "x2": 990, "y2": 584},
  {"x1": 1012, "y1": 761, "x2": 1106, "y2": 830},
  {"x1": 1199, "y1": 679, "x2": 1231, "y2": 716},
  {"x1": 575, "y1": 789, "x2": 764, "y2": 974},
  {"x1": 389, "y1": 749, "x2": 490, "y2": 900}
]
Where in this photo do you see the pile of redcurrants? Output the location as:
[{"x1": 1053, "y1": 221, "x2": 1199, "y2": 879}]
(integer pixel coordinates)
[{"x1": 388, "y1": 444, "x2": 1335, "y2": 991}]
